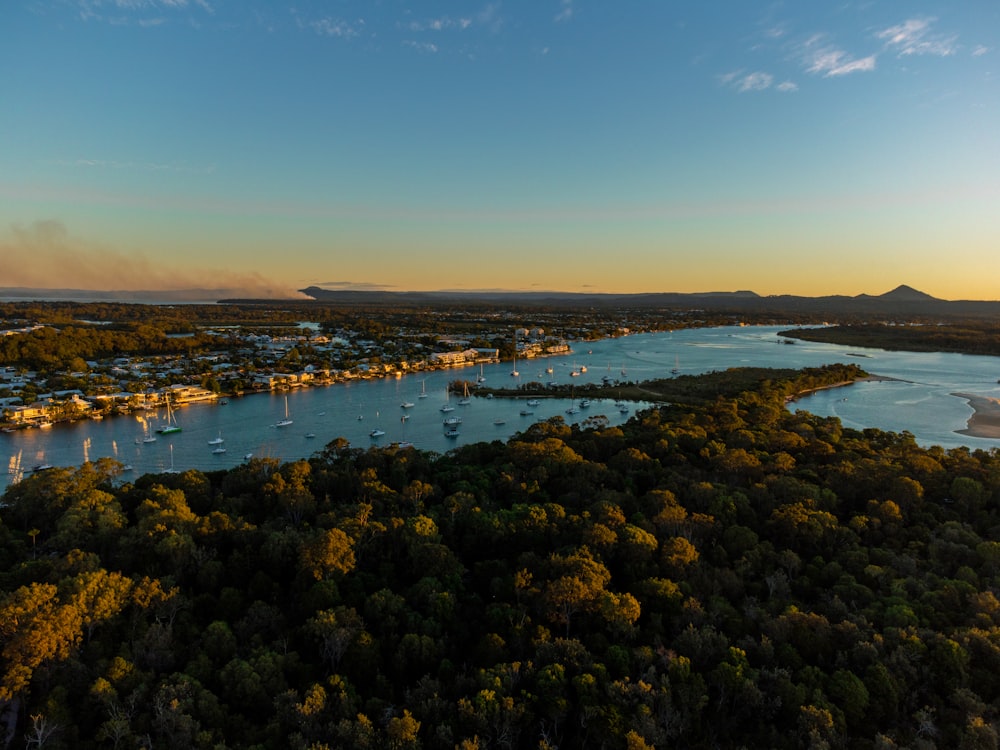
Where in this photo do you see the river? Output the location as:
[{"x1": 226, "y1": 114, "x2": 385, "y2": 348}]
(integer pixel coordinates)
[{"x1": 4, "y1": 325, "x2": 999, "y2": 490}]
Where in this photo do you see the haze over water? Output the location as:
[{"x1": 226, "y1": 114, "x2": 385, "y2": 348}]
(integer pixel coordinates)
[{"x1": 4, "y1": 326, "x2": 999, "y2": 491}]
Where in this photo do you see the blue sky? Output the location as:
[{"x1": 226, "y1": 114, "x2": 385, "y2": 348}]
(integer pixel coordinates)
[{"x1": 1, "y1": 1, "x2": 997, "y2": 299}]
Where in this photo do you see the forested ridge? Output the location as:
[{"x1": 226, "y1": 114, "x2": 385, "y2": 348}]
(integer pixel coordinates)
[
  {"x1": 781, "y1": 323, "x2": 1000, "y2": 358},
  {"x1": 2, "y1": 364, "x2": 1000, "y2": 749}
]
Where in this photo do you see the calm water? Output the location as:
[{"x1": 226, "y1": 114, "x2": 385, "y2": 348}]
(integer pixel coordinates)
[{"x1": 4, "y1": 325, "x2": 1000, "y2": 489}]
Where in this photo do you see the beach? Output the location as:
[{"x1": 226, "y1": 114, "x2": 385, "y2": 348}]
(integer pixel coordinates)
[{"x1": 953, "y1": 393, "x2": 1000, "y2": 439}]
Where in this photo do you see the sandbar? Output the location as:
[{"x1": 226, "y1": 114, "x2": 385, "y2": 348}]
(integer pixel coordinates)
[{"x1": 953, "y1": 392, "x2": 1000, "y2": 439}]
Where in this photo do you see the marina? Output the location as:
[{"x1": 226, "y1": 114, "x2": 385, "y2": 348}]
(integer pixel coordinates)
[{"x1": 4, "y1": 325, "x2": 1000, "y2": 489}]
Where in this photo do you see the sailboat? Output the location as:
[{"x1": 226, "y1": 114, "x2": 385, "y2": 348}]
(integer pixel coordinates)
[
  {"x1": 276, "y1": 395, "x2": 293, "y2": 427},
  {"x1": 510, "y1": 331, "x2": 519, "y2": 377},
  {"x1": 477, "y1": 363, "x2": 486, "y2": 383},
  {"x1": 157, "y1": 401, "x2": 182, "y2": 434},
  {"x1": 162, "y1": 444, "x2": 180, "y2": 474},
  {"x1": 208, "y1": 430, "x2": 226, "y2": 453},
  {"x1": 398, "y1": 415, "x2": 413, "y2": 448},
  {"x1": 418, "y1": 379, "x2": 428, "y2": 399},
  {"x1": 671, "y1": 355, "x2": 680, "y2": 375},
  {"x1": 138, "y1": 417, "x2": 157, "y2": 444},
  {"x1": 440, "y1": 386, "x2": 455, "y2": 413},
  {"x1": 458, "y1": 381, "x2": 471, "y2": 406}
]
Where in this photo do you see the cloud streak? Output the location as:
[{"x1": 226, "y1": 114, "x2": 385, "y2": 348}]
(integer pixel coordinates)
[
  {"x1": 75, "y1": 0, "x2": 214, "y2": 24},
  {"x1": 299, "y1": 16, "x2": 364, "y2": 39},
  {"x1": 554, "y1": 0, "x2": 573, "y2": 23},
  {"x1": 52, "y1": 158, "x2": 217, "y2": 175},
  {"x1": 877, "y1": 18, "x2": 957, "y2": 57},
  {"x1": 800, "y1": 35, "x2": 875, "y2": 77},
  {"x1": 720, "y1": 70, "x2": 796, "y2": 94},
  {"x1": 406, "y1": 15, "x2": 473, "y2": 32},
  {"x1": 313, "y1": 281, "x2": 395, "y2": 291}
]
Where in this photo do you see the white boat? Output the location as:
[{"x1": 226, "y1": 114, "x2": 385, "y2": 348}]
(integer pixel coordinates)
[
  {"x1": 162, "y1": 444, "x2": 180, "y2": 474},
  {"x1": 212, "y1": 446, "x2": 226, "y2": 454},
  {"x1": 157, "y1": 402, "x2": 182, "y2": 434},
  {"x1": 477, "y1": 363, "x2": 486, "y2": 383},
  {"x1": 580, "y1": 399, "x2": 591, "y2": 408},
  {"x1": 440, "y1": 387, "x2": 455, "y2": 412},
  {"x1": 527, "y1": 399, "x2": 541, "y2": 406},
  {"x1": 418, "y1": 379, "x2": 428, "y2": 399},
  {"x1": 565, "y1": 405, "x2": 580, "y2": 415},
  {"x1": 444, "y1": 427, "x2": 460, "y2": 438},
  {"x1": 401, "y1": 401, "x2": 415, "y2": 409},
  {"x1": 493, "y1": 418, "x2": 506, "y2": 425},
  {"x1": 370, "y1": 429, "x2": 385, "y2": 438},
  {"x1": 208, "y1": 431, "x2": 224, "y2": 446},
  {"x1": 672, "y1": 355, "x2": 680, "y2": 375},
  {"x1": 443, "y1": 416, "x2": 462, "y2": 426},
  {"x1": 520, "y1": 409, "x2": 534, "y2": 416},
  {"x1": 138, "y1": 420, "x2": 157, "y2": 444},
  {"x1": 510, "y1": 331, "x2": 519, "y2": 377},
  {"x1": 305, "y1": 432, "x2": 316, "y2": 438},
  {"x1": 276, "y1": 396, "x2": 293, "y2": 427},
  {"x1": 458, "y1": 382, "x2": 472, "y2": 406}
]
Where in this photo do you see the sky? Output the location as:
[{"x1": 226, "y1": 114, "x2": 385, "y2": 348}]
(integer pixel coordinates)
[{"x1": 1, "y1": 1, "x2": 998, "y2": 300}]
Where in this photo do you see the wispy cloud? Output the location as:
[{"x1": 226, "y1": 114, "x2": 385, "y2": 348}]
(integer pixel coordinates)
[
  {"x1": 720, "y1": 70, "x2": 793, "y2": 94},
  {"x1": 972, "y1": 45, "x2": 989, "y2": 57},
  {"x1": 403, "y1": 40, "x2": 438, "y2": 54},
  {"x1": 877, "y1": 18, "x2": 957, "y2": 57},
  {"x1": 52, "y1": 158, "x2": 217, "y2": 175},
  {"x1": 800, "y1": 35, "x2": 875, "y2": 77},
  {"x1": 407, "y1": 15, "x2": 473, "y2": 32},
  {"x1": 75, "y1": 0, "x2": 214, "y2": 24},
  {"x1": 314, "y1": 280, "x2": 395, "y2": 291},
  {"x1": 554, "y1": 0, "x2": 573, "y2": 23},
  {"x1": 303, "y1": 17, "x2": 364, "y2": 39},
  {"x1": 739, "y1": 71, "x2": 773, "y2": 92}
]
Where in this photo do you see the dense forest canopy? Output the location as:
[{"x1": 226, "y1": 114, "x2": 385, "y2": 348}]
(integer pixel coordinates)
[{"x1": 2, "y1": 365, "x2": 1000, "y2": 749}]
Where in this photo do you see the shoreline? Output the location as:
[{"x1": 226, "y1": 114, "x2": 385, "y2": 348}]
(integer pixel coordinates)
[
  {"x1": 787, "y1": 374, "x2": 900, "y2": 402},
  {"x1": 952, "y1": 393, "x2": 1000, "y2": 439}
]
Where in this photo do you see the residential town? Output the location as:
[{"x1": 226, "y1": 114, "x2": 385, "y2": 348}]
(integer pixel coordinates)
[{"x1": 0, "y1": 319, "x2": 582, "y2": 430}]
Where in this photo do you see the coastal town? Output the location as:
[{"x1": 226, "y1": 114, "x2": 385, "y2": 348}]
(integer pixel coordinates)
[{"x1": 0, "y1": 314, "x2": 587, "y2": 431}]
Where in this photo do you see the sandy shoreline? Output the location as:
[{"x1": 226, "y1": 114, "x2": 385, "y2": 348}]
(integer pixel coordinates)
[
  {"x1": 953, "y1": 393, "x2": 1000, "y2": 439},
  {"x1": 787, "y1": 374, "x2": 900, "y2": 402}
]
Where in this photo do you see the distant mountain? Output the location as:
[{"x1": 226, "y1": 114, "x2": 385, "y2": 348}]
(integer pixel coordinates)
[
  {"x1": 4, "y1": 284, "x2": 998, "y2": 320},
  {"x1": 861, "y1": 285, "x2": 940, "y2": 302},
  {"x1": 297, "y1": 285, "x2": 1000, "y2": 319}
]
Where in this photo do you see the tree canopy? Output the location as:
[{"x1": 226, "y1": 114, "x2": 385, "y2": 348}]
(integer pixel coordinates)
[{"x1": 2, "y1": 365, "x2": 1000, "y2": 749}]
